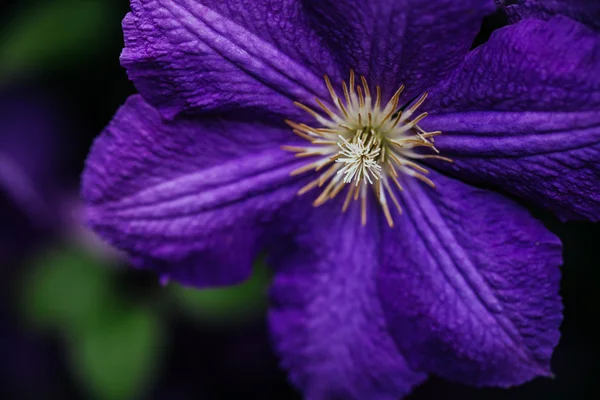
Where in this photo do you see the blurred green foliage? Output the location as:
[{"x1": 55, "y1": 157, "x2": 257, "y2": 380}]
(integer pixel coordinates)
[
  {"x1": 170, "y1": 260, "x2": 272, "y2": 325},
  {"x1": 0, "y1": 0, "x2": 113, "y2": 79},
  {"x1": 21, "y1": 246, "x2": 165, "y2": 400},
  {"x1": 22, "y1": 246, "x2": 113, "y2": 333},
  {"x1": 69, "y1": 306, "x2": 162, "y2": 400},
  {"x1": 21, "y1": 246, "x2": 272, "y2": 399}
]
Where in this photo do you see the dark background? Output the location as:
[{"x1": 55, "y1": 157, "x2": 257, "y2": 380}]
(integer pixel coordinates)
[{"x1": 1, "y1": 1, "x2": 599, "y2": 399}]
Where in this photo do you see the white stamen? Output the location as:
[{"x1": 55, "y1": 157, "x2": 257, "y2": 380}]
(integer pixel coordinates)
[{"x1": 336, "y1": 136, "x2": 382, "y2": 185}]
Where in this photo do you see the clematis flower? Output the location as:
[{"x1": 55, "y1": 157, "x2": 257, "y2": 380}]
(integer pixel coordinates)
[{"x1": 83, "y1": 0, "x2": 600, "y2": 398}]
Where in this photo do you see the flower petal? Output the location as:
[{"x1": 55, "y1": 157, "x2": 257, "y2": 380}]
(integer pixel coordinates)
[
  {"x1": 303, "y1": 0, "x2": 495, "y2": 97},
  {"x1": 496, "y1": 0, "x2": 600, "y2": 31},
  {"x1": 378, "y1": 171, "x2": 562, "y2": 387},
  {"x1": 82, "y1": 95, "x2": 304, "y2": 288},
  {"x1": 0, "y1": 87, "x2": 63, "y2": 227},
  {"x1": 425, "y1": 17, "x2": 600, "y2": 221},
  {"x1": 121, "y1": 0, "x2": 338, "y2": 119},
  {"x1": 268, "y1": 202, "x2": 426, "y2": 399}
]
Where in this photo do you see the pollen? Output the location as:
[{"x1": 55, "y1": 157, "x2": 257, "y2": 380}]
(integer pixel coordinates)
[{"x1": 282, "y1": 70, "x2": 452, "y2": 227}]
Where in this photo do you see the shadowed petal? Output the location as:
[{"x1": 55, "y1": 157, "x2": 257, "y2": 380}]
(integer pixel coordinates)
[
  {"x1": 268, "y1": 201, "x2": 426, "y2": 400},
  {"x1": 121, "y1": 0, "x2": 338, "y2": 119},
  {"x1": 496, "y1": 0, "x2": 600, "y2": 31},
  {"x1": 82, "y1": 95, "x2": 304, "y2": 287},
  {"x1": 0, "y1": 87, "x2": 64, "y2": 227},
  {"x1": 378, "y1": 171, "x2": 562, "y2": 387},
  {"x1": 424, "y1": 17, "x2": 600, "y2": 221},
  {"x1": 304, "y1": 0, "x2": 495, "y2": 98}
]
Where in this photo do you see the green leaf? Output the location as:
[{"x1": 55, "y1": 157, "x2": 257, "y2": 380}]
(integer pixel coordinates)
[
  {"x1": 20, "y1": 245, "x2": 113, "y2": 333},
  {"x1": 171, "y1": 261, "x2": 272, "y2": 325},
  {"x1": 21, "y1": 246, "x2": 164, "y2": 400},
  {"x1": 69, "y1": 306, "x2": 163, "y2": 400},
  {"x1": 0, "y1": 0, "x2": 113, "y2": 77}
]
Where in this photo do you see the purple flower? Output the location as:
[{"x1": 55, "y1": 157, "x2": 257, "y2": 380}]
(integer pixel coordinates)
[
  {"x1": 0, "y1": 87, "x2": 60, "y2": 228},
  {"x1": 83, "y1": 1, "x2": 600, "y2": 398},
  {"x1": 496, "y1": 0, "x2": 600, "y2": 31}
]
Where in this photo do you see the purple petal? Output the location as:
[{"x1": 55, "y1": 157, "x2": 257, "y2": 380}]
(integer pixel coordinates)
[
  {"x1": 0, "y1": 89, "x2": 58, "y2": 183},
  {"x1": 82, "y1": 95, "x2": 303, "y2": 288},
  {"x1": 121, "y1": 0, "x2": 338, "y2": 119},
  {"x1": 304, "y1": 0, "x2": 495, "y2": 98},
  {"x1": 424, "y1": 17, "x2": 600, "y2": 221},
  {"x1": 0, "y1": 87, "x2": 64, "y2": 226},
  {"x1": 496, "y1": 0, "x2": 600, "y2": 31},
  {"x1": 378, "y1": 170, "x2": 562, "y2": 387},
  {"x1": 268, "y1": 202, "x2": 426, "y2": 399}
]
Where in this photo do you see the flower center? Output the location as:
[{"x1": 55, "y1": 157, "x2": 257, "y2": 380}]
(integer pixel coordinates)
[
  {"x1": 282, "y1": 70, "x2": 451, "y2": 227},
  {"x1": 337, "y1": 133, "x2": 382, "y2": 185}
]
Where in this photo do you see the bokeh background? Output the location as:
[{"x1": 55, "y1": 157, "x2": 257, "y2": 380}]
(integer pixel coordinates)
[{"x1": 0, "y1": 1, "x2": 599, "y2": 399}]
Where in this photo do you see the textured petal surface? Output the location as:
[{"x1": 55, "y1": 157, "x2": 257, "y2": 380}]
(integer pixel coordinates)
[
  {"x1": 378, "y1": 171, "x2": 563, "y2": 387},
  {"x1": 121, "y1": 0, "x2": 338, "y2": 119},
  {"x1": 268, "y1": 201, "x2": 426, "y2": 400},
  {"x1": 304, "y1": 0, "x2": 495, "y2": 98},
  {"x1": 82, "y1": 95, "x2": 304, "y2": 287},
  {"x1": 496, "y1": 0, "x2": 600, "y2": 31},
  {"x1": 424, "y1": 17, "x2": 600, "y2": 221}
]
